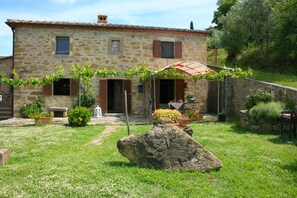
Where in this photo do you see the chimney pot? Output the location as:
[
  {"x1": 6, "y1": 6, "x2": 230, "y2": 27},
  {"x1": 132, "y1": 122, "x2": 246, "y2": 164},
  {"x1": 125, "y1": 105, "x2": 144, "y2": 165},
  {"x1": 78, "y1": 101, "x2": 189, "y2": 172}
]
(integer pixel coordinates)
[{"x1": 98, "y1": 14, "x2": 108, "y2": 25}]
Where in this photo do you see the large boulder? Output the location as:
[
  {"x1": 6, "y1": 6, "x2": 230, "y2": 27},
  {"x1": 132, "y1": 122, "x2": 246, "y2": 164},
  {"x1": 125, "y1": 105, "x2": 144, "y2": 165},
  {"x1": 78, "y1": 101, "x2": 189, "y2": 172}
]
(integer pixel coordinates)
[{"x1": 117, "y1": 125, "x2": 222, "y2": 172}]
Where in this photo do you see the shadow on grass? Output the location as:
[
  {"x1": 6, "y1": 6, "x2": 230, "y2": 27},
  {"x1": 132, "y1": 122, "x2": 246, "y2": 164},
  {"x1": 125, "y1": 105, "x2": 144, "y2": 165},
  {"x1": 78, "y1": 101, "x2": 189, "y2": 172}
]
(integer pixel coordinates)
[
  {"x1": 230, "y1": 122, "x2": 297, "y2": 146},
  {"x1": 268, "y1": 134, "x2": 297, "y2": 146},
  {"x1": 104, "y1": 161, "x2": 135, "y2": 168},
  {"x1": 280, "y1": 160, "x2": 297, "y2": 184}
]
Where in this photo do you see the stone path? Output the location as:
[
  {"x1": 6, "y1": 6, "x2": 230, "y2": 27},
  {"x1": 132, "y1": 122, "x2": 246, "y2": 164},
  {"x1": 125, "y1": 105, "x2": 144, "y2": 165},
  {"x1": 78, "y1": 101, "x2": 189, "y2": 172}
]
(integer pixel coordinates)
[
  {"x1": 0, "y1": 114, "x2": 217, "y2": 127},
  {"x1": 90, "y1": 125, "x2": 120, "y2": 146}
]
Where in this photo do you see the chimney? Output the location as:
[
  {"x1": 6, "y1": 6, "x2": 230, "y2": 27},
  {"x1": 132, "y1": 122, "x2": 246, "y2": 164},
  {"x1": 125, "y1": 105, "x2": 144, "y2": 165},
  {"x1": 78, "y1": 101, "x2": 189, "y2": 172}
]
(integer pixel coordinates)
[{"x1": 98, "y1": 14, "x2": 108, "y2": 25}]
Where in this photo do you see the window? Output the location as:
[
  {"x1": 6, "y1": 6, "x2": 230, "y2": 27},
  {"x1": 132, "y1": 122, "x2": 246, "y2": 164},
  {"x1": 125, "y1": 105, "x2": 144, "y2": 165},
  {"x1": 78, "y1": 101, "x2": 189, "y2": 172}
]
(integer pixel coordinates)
[
  {"x1": 161, "y1": 42, "x2": 174, "y2": 58},
  {"x1": 153, "y1": 40, "x2": 182, "y2": 59},
  {"x1": 53, "y1": 79, "x2": 70, "y2": 95},
  {"x1": 56, "y1": 37, "x2": 69, "y2": 55},
  {"x1": 111, "y1": 40, "x2": 120, "y2": 52},
  {"x1": 108, "y1": 37, "x2": 124, "y2": 55}
]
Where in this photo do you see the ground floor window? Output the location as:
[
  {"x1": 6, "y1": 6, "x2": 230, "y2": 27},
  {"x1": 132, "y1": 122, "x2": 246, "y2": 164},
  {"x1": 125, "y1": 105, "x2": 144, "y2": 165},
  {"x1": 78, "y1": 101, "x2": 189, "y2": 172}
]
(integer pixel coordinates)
[{"x1": 54, "y1": 78, "x2": 70, "y2": 96}]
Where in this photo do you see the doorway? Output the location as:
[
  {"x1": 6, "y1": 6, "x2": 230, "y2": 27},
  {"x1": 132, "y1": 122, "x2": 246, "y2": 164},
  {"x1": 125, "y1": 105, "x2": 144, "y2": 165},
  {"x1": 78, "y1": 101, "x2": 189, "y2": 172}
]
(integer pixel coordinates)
[
  {"x1": 99, "y1": 79, "x2": 131, "y2": 114},
  {"x1": 159, "y1": 80, "x2": 174, "y2": 107},
  {"x1": 108, "y1": 80, "x2": 123, "y2": 113},
  {"x1": 152, "y1": 79, "x2": 185, "y2": 109}
]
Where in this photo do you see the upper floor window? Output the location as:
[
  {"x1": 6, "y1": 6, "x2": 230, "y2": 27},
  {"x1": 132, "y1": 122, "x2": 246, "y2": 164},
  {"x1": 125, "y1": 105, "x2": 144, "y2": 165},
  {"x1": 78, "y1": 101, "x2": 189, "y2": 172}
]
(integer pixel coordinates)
[
  {"x1": 153, "y1": 40, "x2": 182, "y2": 59},
  {"x1": 108, "y1": 37, "x2": 124, "y2": 55},
  {"x1": 56, "y1": 36, "x2": 69, "y2": 55},
  {"x1": 161, "y1": 42, "x2": 174, "y2": 58},
  {"x1": 111, "y1": 40, "x2": 120, "y2": 52}
]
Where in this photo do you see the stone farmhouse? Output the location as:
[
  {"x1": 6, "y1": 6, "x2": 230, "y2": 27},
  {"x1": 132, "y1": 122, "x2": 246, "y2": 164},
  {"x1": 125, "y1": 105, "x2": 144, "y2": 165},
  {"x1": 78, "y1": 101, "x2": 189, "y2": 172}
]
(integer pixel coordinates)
[{"x1": 2, "y1": 15, "x2": 211, "y2": 117}]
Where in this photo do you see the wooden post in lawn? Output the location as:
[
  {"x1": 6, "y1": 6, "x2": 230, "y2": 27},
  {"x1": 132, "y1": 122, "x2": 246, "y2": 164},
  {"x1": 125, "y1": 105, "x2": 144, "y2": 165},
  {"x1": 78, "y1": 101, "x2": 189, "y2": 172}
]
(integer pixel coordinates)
[{"x1": 125, "y1": 90, "x2": 130, "y2": 135}]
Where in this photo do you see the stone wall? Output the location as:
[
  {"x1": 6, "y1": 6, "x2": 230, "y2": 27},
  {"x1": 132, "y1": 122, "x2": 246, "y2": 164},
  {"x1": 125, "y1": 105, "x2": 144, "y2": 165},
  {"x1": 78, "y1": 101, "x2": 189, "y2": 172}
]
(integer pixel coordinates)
[
  {"x1": 226, "y1": 78, "x2": 297, "y2": 116},
  {"x1": 12, "y1": 25, "x2": 208, "y2": 116},
  {"x1": 0, "y1": 56, "x2": 12, "y2": 108},
  {"x1": 240, "y1": 110, "x2": 281, "y2": 133}
]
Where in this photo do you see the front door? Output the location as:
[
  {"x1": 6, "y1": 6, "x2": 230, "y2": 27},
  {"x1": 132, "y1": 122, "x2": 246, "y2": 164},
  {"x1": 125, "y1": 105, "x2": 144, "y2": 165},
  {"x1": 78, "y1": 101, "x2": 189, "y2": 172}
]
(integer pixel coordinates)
[
  {"x1": 99, "y1": 79, "x2": 131, "y2": 114},
  {"x1": 152, "y1": 79, "x2": 185, "y2": 110},
  {"x1": 108, "y1": 80, "x2": 122, "y2": 113}
]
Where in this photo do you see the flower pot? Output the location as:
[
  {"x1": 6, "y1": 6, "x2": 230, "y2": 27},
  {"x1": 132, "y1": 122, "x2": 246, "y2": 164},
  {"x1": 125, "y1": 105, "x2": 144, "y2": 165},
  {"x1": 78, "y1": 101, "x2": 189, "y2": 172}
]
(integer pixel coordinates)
[
  {"x1": 218, "y1": 114, "x2": 226, "y2": 122},
  {"x1": 178, "y1": 117, "x2": 190, "y2": 127},
  {"x1": 191, "y1": 115, "x2": 203, "y2": 122},
  {"x1": 35, "y1": 117, "x2": 52, "y2": 126}
]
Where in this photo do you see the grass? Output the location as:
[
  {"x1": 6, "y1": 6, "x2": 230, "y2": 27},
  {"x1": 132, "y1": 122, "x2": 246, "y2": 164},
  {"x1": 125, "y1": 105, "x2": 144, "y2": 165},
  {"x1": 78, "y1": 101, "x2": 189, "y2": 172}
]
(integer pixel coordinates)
[
  {"x1": 252, "y1": 70, "x2": 297, "y2": 89},
  {"x1": 0, "y1": 122, "x2": 297, "y2": 197},
  {"x1": 207, "y1": 49, "x2": 297, "y2": 89}
]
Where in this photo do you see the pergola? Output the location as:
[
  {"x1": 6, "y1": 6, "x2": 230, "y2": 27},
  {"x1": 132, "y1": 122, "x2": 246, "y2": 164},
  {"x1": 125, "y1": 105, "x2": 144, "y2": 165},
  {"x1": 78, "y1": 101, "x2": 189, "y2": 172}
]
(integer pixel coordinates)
[{"x1": 152, "y1": 60, "x2": 220, "y2": 114}]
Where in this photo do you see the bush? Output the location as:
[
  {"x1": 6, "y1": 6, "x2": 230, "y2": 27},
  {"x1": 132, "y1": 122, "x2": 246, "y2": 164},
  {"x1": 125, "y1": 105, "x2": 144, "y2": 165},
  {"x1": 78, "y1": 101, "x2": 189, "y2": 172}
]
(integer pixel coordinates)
[
  {"x1": 248, "y1": 102, "x2": 284, "y2": 124},
  {"x1": 152, "y1": 109, "x2": 181, "y2": 124},
  {"x1": 20, "y1": 96, "x2": 45, "y2": 118},
  {"x1": 68, "y1": 106, "x2": 92, "y2": 127},
  {"x1": 74, "y1": 89, "x2": 95, "y2": 109},
  {"x1": 245, "y1": 89, "x2": 274, "y2": 110}
]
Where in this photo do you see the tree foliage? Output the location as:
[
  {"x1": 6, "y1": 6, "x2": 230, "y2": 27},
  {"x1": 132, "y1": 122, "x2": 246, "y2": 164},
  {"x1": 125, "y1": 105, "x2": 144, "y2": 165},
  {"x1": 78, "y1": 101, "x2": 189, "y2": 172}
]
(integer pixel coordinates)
[
  {"x1": 212, "y1": 0, "x2": 238, "y2": 29},
  {"x1": 211, "y1": 0, "x2": 297, "y2": 70}
]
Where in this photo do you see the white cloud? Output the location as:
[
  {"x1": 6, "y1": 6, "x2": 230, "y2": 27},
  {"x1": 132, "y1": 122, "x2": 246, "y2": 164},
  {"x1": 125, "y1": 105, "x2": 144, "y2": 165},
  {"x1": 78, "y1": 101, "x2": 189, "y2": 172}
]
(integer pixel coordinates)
[{"x1": 52, "y1": 0, "x2": 76, "y2": 4}]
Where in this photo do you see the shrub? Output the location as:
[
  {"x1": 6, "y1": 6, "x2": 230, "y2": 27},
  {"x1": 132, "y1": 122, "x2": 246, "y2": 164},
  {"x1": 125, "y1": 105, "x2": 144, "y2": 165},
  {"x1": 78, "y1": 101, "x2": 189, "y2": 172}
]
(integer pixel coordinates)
[
  {"x1": 152, "y1": 109, "x2": 181, "y2": 124},
  {"x1": 20, "y1": 96, "x2": 45, "y2": 118},
  {"x1": 68, "y1": 106, "x2": 92, "y2": 127},
  {"x1": 245, "y1": 89, "x2": 274, "y2": 110},
  {"x1": 248, "y1": 102, "x2": 284, "y2": 124},
  {"x1": 74, "y1": 89, "x2": 95, "y2": 109}
]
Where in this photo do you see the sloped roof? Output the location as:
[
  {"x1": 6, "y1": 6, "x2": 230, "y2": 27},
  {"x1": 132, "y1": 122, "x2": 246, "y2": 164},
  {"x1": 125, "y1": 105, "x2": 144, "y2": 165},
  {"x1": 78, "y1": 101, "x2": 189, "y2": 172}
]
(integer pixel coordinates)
[
  {"x1": 6, "y1": 19, "x2": 209, "y2": 35},
  {"x1": 160, "y1": 61, "x2": 215, "y2": 76}
]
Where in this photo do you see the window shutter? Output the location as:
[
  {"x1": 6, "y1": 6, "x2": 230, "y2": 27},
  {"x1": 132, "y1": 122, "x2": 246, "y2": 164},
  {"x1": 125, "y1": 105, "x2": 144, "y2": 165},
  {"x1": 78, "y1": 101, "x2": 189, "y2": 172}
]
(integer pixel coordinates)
[
  {"x1": 43, "y1": 84, "x2": 52, "y2": 96},
  {"x1": 175, "y1": 79, "x2": 185, "y2": 101},
  {"x1": 174, "y1": 41, "x2": 182, "y2": 58},
  {"x1": 153, "y1": 40, "x2": 161, "y2": 58},
  {"x1": 99, "y1": 80, "x2": 107, "y2": 114},
  {"x1": 70, "y1": 79, "x2": 79, "y2": 96}
]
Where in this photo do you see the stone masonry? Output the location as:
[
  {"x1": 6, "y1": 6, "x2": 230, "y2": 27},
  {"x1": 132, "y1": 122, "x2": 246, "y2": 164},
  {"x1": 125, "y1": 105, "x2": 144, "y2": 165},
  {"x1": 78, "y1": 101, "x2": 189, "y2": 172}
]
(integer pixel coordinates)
[
  {"x1": 0, "y1": 56, "x2": 12, "y2": 108},
  {"x1": 0, "y1": 149, "x2": 9, "y2": 164},
  {"x1": 7, "y1": 17, "x2": 208, "y2": 116}
]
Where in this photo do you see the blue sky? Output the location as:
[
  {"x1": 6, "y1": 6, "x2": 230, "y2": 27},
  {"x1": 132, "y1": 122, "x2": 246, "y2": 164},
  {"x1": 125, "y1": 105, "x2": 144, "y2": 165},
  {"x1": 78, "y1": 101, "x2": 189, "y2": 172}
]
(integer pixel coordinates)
[{"x1": 0, "y1": 0, "x2": 218, "y2": 56}]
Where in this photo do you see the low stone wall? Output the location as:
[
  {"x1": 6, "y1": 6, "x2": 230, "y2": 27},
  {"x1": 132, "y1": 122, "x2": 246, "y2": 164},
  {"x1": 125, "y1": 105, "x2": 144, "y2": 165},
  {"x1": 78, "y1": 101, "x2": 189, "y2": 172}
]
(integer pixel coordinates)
[
  {"x1": 240, "y1": 110, "x2": 290, "y2": 133},
  {"x1": 226, "y1": 78, "x2": 297, "y2": 116}
]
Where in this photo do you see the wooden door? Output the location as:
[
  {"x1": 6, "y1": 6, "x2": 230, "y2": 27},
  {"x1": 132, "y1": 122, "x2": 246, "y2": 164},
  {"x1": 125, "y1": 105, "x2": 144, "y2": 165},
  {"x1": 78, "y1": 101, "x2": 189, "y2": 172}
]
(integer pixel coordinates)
[{"x1": 175, "y1": 79, "x2": 185, "y2": 102}]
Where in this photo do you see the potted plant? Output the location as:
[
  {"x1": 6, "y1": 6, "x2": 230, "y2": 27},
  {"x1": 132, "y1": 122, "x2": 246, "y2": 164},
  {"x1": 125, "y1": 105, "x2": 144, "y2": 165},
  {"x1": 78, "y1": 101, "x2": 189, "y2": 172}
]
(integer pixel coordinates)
[
  {"x1": 29, "y1": 112, "x2": 53, "y2": 126},
  {"x1": 187, "y1": 110, "x2": 203, "y2": 122},
  {"x1": 218, "y1": 111, "x2": 226, "y2": 122},
  {"x1": 186, "y1": 95, "x2": 195, "y2": 103}
]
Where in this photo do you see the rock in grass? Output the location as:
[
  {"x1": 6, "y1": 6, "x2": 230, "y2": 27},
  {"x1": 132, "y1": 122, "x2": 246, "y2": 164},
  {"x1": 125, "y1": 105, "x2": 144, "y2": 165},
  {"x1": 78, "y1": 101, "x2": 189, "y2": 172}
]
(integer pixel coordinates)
[
  {"x1": 117, "y1": 125, "x2": 222, "y2": 172},
  {"x1": 0, "y1": 149, "x2": 9, "y2": 164}
]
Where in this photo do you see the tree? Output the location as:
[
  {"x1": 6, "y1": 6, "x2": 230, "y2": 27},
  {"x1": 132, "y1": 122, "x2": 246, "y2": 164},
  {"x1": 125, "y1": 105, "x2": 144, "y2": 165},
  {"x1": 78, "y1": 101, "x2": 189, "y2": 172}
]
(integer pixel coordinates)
[
  {"x1": 272, "y1": 0, "x2": 297, "y2": 66},
  {"x1": 218, "y1": 0, "x2": 274, "y2": 61},
  {"x1": 212, "y1": 0, "x2": 238, "y2": 29}
]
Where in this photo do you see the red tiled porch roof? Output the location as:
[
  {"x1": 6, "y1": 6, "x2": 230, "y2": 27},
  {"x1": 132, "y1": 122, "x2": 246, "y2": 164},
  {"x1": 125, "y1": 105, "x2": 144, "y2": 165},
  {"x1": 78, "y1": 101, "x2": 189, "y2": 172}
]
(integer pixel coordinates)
[{"x1": 160, "y1": 61, "x2": 215, "y2": 76}]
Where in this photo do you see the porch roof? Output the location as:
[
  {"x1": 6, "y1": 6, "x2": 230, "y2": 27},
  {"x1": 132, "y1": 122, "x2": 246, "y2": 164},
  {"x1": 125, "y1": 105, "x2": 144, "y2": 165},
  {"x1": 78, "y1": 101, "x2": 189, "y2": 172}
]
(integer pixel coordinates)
[{"x1": 159, "y1": 61, "x2": 215, "y2": 76}]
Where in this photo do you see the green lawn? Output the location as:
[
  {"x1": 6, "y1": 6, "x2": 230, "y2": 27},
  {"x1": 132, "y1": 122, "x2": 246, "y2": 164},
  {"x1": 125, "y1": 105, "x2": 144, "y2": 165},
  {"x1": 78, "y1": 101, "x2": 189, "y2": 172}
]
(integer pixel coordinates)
[
  {"x1": 0, "y1": 122, "x2": 297, "y2": 197},
  {"x1": 208, "y1": 49, "x2": 297, "y2": 89}
]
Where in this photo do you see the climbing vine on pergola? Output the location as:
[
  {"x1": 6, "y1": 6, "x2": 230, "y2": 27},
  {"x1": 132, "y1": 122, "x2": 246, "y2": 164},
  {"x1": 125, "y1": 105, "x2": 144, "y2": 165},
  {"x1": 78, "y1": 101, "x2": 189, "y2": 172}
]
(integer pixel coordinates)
[{"x1": 0, "y1": 63, "x2": 253, "y2": 87}]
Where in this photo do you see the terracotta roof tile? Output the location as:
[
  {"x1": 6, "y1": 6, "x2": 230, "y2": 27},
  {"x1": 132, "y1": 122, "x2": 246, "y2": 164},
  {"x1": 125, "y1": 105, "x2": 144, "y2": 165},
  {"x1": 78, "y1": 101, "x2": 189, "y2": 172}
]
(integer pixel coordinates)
[{"x1": 161, "y1": 61, "x2": 215, "y2": 76}]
